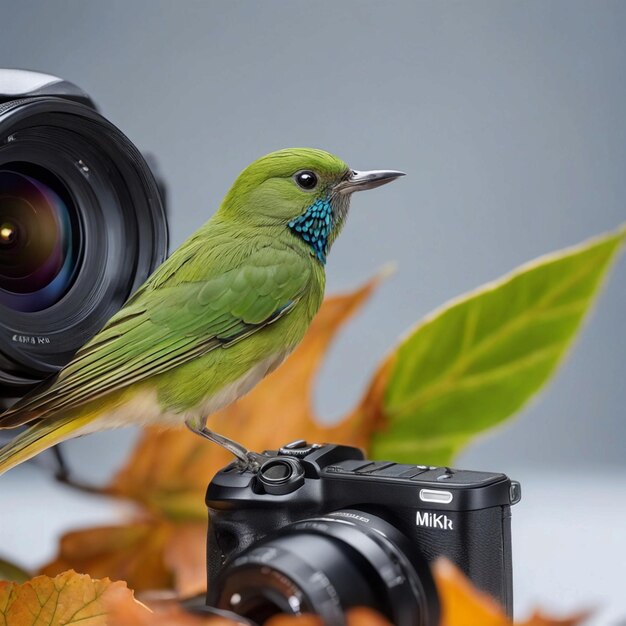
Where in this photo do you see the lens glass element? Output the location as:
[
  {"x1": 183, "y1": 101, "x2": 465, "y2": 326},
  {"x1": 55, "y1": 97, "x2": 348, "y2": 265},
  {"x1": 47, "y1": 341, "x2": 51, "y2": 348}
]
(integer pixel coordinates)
[{"x1": 0, "y1": 167, "x2": 80, "y2": 312}]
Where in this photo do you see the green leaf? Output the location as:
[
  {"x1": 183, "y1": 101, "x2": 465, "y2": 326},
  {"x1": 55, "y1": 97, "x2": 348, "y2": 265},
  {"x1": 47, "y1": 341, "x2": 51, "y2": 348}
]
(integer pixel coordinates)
[
  {"x1": 0, "y1": 557, "x2": 30, "y2": 583},
  {"x1": 370, "y1": 227, "x2": 626, "y2": 465}
]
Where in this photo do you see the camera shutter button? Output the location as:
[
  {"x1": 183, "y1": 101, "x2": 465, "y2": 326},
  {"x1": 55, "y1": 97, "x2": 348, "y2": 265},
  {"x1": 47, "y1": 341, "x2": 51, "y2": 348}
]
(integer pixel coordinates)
[
  {"x1": 279, "y1": 440, "x2": 322, "y2": 458},
  {"x1": 257, "y1": 457, "x2": 305, "y2": 495}
]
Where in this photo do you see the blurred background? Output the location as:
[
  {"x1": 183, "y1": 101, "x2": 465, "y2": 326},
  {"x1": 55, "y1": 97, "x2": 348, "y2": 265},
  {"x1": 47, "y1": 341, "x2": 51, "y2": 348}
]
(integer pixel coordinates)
[{"x1": 0, "y1": 1, "x2": 624, "y2": 624}]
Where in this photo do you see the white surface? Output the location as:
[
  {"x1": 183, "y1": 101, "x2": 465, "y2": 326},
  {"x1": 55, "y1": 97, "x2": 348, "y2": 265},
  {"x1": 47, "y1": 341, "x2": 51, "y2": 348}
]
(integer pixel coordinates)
[
  {"x1": 0, "y1": 466, "x2": 624, "y2": 625},
  {"x1": 510, "y1": 469, "x2": 626, "y2": 626}
]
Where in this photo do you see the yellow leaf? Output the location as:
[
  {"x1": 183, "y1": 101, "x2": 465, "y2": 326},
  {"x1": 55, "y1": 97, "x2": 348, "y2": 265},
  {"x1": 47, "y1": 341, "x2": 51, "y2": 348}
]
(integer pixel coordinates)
[
  {"x1": 0, "y1": 570, "x2": 139, "y2": 626},
  {"x1": 0, "y1": 570, "x2": 242, "y2": 626}
]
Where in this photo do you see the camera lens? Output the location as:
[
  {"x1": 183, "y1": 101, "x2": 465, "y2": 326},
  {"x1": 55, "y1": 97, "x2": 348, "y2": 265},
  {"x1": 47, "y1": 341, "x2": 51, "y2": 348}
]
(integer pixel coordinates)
[
  {"x1": 0, "y1": 90, "x2": 167, "y2": 395},
  {"x1": 0, "y1": 167, "x2": 81, "y2": 312},
  {"x1": 212, "y1": 510, "x2": 440, "y2": 626}
]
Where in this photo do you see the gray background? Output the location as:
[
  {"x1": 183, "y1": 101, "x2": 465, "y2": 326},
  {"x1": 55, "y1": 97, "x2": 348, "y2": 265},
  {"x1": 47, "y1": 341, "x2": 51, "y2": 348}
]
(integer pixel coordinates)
[{"x1": 0, "y1": 0, "x2": 625, "y2": 477}]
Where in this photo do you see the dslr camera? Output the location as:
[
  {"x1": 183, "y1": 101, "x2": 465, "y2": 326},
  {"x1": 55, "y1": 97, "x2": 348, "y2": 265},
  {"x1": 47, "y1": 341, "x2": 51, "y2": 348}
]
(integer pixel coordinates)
[
  {"x1": 0, "y1": 69, "x2": 168, "y2": 403},
  {"x1": 205, "y1": 440, "x2": 521, "y2": 625}
]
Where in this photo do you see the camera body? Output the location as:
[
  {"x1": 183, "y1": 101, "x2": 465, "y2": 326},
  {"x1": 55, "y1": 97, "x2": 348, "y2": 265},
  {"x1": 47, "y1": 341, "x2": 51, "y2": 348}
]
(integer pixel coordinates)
[
  {"x1": 0, "y1": 69, "x2": 168, "y2": 401},
  {"x1": 206, "y1": 441, "x2": 520, "y2": 624}
]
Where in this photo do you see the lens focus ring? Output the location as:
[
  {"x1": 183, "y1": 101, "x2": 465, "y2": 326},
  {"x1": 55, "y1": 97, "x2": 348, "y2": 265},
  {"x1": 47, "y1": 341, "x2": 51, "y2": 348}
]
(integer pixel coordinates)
[
  {"x1": 0, "y1": 95, "x2": 168, "y2": 394},
  {"x1": 213, "y1": 510, "x2": 440, "y2": 626}
]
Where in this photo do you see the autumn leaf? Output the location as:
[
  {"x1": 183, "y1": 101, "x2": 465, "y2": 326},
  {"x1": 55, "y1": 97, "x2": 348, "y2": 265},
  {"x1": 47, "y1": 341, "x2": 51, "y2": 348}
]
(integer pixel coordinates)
[
  {"x1": 434, "y1": 559, "x2": 589, "y2": 626},
  {"x1": 0, "y1": 570, "x2": 140, "y2": 626},
  {"x1": 265, "y1": 609, "x2": 393, "y2": 626},
  {"x1": 108, "y1": 597, "x2": 237, "y2": 626},
  {"x1": 40, "y1": 521, "x2": 206, "y2": 597},
  {"x1": 1, "y1": 567, "x2": 587, "y2": 626},
  {"x1": 40, "y1": 522, "x2": 172, "y2": 591},
  {"x1": 0, "y1": 570, "x2": 244, "y2": 626}
]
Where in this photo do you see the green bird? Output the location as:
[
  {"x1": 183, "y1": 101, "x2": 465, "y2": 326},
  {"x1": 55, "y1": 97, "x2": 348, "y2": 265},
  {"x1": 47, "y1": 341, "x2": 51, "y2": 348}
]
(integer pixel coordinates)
[{"x1": 0, "y1": 148, "x2": 403, "y2": 474}]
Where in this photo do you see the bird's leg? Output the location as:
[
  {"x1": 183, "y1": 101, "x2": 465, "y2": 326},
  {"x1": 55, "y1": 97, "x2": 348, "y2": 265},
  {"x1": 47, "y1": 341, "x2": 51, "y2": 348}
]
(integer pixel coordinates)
[{"x1": 185, "y1": 418, "x2": 266, "y2": 471}]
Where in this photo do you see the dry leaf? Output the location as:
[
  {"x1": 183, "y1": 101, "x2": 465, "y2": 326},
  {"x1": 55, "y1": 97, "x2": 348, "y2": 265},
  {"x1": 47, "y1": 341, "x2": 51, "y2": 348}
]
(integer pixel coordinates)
[
  {"x1": 3, "y1": 567, "x2": 587, "y2": 626},
  {"x1": 0, "y1": 570, "x2": 241, "y2": 626},
  {"x1": 344, "y1": 608, "x2": 394, "y2": 626},
  {"x1": 434, "y1": 559, "x2": 589, "y2": 626},
  {"x1": 435, "y1": 558, "x2": 513, "y2": 626},
  {"x1": 40, "y1": 521, "x2": 206, "y2": 596},
  {"x1": 108, "y1": 599, "x2": 235, "y2": 626},
  {"x1": 0, "y1": 570, "x2": 139, "y2": 626},
  {"x1": 264, "y1": 608, "x2": 392, "y2": 626},
  {"x1": 521, "y1": 613, "x2": 591, "y2": 626},
  {"x1": 163, "y1": 524, "x2": 208, "y2": 597}
]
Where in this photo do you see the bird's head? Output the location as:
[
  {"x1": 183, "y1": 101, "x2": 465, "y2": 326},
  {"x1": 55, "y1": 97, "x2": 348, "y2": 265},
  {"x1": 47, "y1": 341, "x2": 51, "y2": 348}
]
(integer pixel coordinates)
[{"x1": 218, "y1": 148, "x2": 404, "y2": 264}]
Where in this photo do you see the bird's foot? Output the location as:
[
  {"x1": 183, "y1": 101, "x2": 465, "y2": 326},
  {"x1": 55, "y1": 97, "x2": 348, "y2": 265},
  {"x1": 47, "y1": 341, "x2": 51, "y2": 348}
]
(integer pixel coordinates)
[
  {"x1": 185, "y1": 420, "x2": 267, "y2": 472},
  {"x1": 235, "y1": 451, "x2": 267, "y2": 472}
]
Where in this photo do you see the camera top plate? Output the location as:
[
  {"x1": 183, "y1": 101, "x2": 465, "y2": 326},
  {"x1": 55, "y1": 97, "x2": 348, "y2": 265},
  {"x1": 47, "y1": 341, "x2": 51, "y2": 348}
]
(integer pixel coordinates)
[
  {"x1": 0, "y1": 69, "x2": 94, "y2": 107},
  {"x1": 208, "y1": 441, "x2": 521, "y2": 512}
]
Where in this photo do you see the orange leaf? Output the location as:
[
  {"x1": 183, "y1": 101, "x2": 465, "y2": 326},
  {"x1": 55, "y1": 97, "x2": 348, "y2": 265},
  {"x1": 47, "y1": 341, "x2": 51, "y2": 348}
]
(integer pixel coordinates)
[
  {"x1": 163, "y1": 524, "x2": 208, "y2": 598},
  {"x1": 108, "y1": 597, "x2": 237, "y2": 626},
  {"x1": 520, "y1": 612, "x2": 591, "y2": 626},
  {"x1": 345, "y1": 608, "x2": 394, "y2": 625},
  {"x1": 435, "y1": 559, "x2": 511, "y2": 626},
  {"x1": 40, "y1": 521, "x2": 206, "y2": 596},
  {"x1": 106, "y1": 273, "x2": 387, "y2": 520},
  {"x1": 434, "y1": 559, "x2": 589, "y2": 626},
  {"x1": 263, "y1": 610, "x2": 393, "y2": 626},
  {"x1": 0, "y1": 570, "x2": 139, "y2": 626},
  {"x1": 0, "y1": 570, "x2": 242, "y2": 626}
]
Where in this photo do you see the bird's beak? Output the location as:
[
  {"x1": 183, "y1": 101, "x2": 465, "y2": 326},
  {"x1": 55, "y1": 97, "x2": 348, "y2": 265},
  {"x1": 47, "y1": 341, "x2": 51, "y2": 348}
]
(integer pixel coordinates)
[{"x1": 336, "y1": 169, "x2": 406, "y2": 195}]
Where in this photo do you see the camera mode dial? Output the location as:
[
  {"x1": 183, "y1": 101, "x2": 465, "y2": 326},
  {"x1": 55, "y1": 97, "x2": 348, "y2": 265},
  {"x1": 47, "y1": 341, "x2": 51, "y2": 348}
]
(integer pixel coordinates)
[
  {"x1": 257, "y1": 456, "x2": 305, "y2": 495},
  {"x1": 278, "y1": 439, "x2": 322, "y2": 458}
]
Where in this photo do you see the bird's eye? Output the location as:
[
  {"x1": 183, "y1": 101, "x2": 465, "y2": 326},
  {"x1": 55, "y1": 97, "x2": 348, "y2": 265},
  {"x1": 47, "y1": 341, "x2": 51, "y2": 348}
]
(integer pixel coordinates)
[{"x1": 294, "y1": 170, "x2": 318, "y2": 190}]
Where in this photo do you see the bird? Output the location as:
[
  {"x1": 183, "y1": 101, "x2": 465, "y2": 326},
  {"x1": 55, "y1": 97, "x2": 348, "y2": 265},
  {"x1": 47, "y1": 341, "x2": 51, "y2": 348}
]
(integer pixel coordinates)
[{"x1": 0, "y1": 148, "x2": 404, "y2": 475}]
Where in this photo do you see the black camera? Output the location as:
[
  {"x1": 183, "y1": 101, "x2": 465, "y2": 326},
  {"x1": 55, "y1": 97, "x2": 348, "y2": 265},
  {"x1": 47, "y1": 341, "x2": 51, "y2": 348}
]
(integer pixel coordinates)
[
  {"x1": 0, "y1": 69, "x2": 168, "y2": 401},
  {"x1": 205, "y1": 441, "x2": 521, "y2": 625}
]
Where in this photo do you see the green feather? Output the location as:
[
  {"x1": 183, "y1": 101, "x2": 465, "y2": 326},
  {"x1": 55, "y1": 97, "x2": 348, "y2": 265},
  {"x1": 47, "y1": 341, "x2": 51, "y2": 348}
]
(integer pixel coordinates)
[{"x1": 0, "y1": 147, "x2": 363, "y2": 473}]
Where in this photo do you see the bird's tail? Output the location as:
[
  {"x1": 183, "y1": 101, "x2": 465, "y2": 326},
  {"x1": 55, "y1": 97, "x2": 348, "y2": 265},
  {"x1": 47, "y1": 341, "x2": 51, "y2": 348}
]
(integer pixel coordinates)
[{"x1": 0, "y1": 413, "x2": 92, "y2": 476}]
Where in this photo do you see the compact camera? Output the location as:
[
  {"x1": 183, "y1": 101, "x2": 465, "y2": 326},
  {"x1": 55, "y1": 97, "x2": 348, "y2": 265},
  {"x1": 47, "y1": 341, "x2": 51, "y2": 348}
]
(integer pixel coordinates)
[
  {"x1": 205, "y1": 441, "x2": 521, "y2": 625},
  {"x1": 0, "y1": 69, "x2": 168, "y2": 402}
]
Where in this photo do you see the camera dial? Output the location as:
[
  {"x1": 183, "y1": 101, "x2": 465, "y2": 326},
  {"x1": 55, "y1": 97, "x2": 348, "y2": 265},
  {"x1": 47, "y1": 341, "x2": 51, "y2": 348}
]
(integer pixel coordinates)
[{"x1": 257, "y1": 457, "x2": 304, "y2": 495}]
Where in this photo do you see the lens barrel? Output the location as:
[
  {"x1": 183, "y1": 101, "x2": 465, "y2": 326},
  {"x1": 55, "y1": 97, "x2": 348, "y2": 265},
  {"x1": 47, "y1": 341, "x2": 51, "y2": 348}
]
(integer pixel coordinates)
[
  {"x1": 0, "y1": 78, "x2": 168, "y2": 396},
  {"x1": 212, "y1": 509, "x2": 440, "y2": 626}
]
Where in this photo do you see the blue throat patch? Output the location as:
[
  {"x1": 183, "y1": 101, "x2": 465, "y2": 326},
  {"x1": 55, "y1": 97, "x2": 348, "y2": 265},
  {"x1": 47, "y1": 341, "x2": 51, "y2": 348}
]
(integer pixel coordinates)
[{"x1": 288, "y1": 198, "x2": 333, "y2": 264}]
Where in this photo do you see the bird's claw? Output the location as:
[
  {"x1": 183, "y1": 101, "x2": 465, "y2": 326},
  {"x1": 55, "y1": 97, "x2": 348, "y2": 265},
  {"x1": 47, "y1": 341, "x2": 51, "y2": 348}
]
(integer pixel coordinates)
[{"x1": 235, "y1": 451, "x2": 266, "y2": 472}]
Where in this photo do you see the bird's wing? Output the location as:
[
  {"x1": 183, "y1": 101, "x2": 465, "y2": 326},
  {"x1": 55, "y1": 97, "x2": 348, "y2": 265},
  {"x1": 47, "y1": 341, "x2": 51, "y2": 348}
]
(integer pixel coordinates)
[{"x1": 0, "y1": 244, "x2": 311, "y2": 427}]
